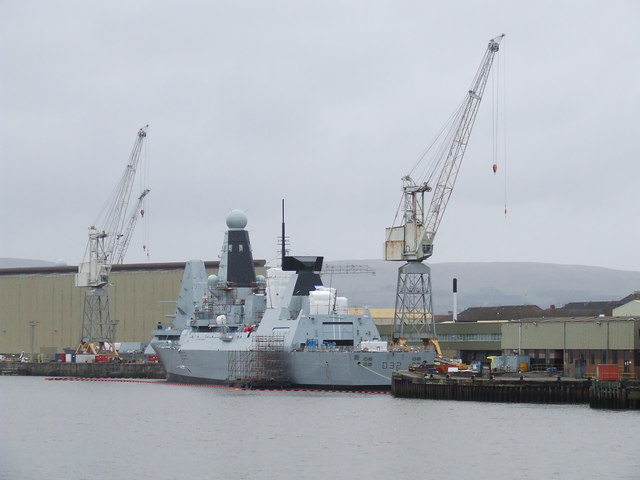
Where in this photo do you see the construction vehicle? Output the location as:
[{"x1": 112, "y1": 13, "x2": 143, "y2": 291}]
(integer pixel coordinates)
[
  {"x1": 385, "y1": 35, "x2": 504, "y2": 355},
  {"x1": 75, "y1": 126, "x2": 150, "y2": 356}
]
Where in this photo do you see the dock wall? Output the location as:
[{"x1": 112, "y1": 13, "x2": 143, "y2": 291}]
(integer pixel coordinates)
[
  {"x1": 589, "y1": 380, "x2": 640, "y2": 409},
  {"x1": 0, "y1": 361, "x2": 166, "y2": 379},
  {"x1": 392, "y1": 372, "x2": 591, "y2": 404}
]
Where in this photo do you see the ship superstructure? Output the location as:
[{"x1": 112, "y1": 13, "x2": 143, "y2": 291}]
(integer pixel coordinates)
[{"x1": 152, "y1": 210, "x2": 436, "y2": 389}]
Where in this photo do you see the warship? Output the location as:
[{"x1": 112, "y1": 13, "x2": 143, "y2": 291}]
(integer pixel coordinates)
[{"x1": 151, "y1": 209, "x2": 437, "y2": 389}]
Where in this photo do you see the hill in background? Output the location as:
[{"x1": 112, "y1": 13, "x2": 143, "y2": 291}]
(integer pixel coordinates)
[
  {"x1": 323, "y1": 260, "x2": 640, "y2": 314},
  {"x1": 3, "y1": 258, "x2": 639, "y2": 315},
  {"x1": 0, "y1": 258, "x2": 55, "y2": 268}
]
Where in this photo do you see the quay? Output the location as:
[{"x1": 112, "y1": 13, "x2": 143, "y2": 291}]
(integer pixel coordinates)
[
  {"x1": 0, "y1": 361, "x2": 166, "y2": 379},
  {"x1": 392, "y1": 371, "x2": 591, "y2": 404},
  {"x1": 392, "y1": 371, "x2": 640, "y2": 409},
  {"x1": 589, "y1": 380, "x2": 640, "y2": 409}
]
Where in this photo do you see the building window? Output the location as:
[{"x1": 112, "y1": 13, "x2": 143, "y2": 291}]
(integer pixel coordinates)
[{"x1": 612, "y1": 350, "x2": 618, "y2": 364}]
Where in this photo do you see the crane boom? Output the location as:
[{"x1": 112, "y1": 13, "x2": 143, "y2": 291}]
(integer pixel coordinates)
[
  {"x1": 384, "y1": 35, "x2": 504, "y2": 349},
  {"x1": 76, "y1": 125, "x2": 148, "y2": 287},
  {"x1": 114, "y1": 188, "x2": 150, "y2": 264},
  {"x1": 385, "y1": 35, "x2": 503, "y2": 263},
  {"x1": 102, "y1": 126, "x2": 148, "y2": 261}
]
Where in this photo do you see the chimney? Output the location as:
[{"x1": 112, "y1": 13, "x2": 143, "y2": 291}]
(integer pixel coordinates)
[{"x1": 452, "y1": 278, "x2": 458, "y2": 322}]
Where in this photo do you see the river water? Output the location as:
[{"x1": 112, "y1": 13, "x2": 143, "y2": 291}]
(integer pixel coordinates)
[{"x1": 1, "y1": 376, "x2": 638, "y2": 480}]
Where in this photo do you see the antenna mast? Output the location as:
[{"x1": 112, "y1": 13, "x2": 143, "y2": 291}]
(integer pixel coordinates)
[{"x1": 281, "y1": 199, "x2": 286, "y2": 265}]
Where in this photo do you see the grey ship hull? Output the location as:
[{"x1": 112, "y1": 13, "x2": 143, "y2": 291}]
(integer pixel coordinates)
[
  {"x1": 151, "y1": 210, "x2": 438, "y2": 391},
  {"x1": 153, "y1": 344, "x2": 435, "y2": 390}
]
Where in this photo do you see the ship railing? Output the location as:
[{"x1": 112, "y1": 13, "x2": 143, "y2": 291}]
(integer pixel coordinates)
[
  {"x1": 302, "y1": 345, "x2": 355, "y2": 353},
  {"x1": 387, "y1": 346, "x2": 429, "y2": 352}
]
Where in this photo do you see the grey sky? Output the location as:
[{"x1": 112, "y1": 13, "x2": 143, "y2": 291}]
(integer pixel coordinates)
[{"x1": 1, "y1": 1, "x2": 639, "y2": 271}]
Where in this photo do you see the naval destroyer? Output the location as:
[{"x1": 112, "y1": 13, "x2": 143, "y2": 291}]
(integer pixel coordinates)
[{"x1": 151, "y1": 210, "x2": 436, "y2": 389}]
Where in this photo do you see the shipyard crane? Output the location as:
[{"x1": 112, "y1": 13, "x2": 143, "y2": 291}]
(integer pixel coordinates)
[
  {"x1": 385, "y1": 35, "x2": 504, "y2": 351},
  {"x1": 75, "y1": 125, "x2": 149, "y2": 355}
]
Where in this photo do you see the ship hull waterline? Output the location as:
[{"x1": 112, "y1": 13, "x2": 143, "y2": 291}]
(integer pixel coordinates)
[{"x1": 153, "y1": 343, "x2": 435, "y2": 391}]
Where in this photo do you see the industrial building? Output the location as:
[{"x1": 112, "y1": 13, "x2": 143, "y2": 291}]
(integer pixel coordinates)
[
  {"x1": 352, "y1": 311, "x2": 503, "y2": 364},
  {"x1": 336, "y1": 309, "x2": 640, "y2": 378},
  {"x1": 435, "y1": 320, "x2": 503, "y2": 363},
  {"x1": 2, "y1": 263, "x2": 639, "y2": 380},
  {"x1": 0, "y1": 261, "x2": 266, "y2": 355},
  {"x1": 613, "y1": 299, "x2": 640, "y2": 317},
  {"x1": 429, "y1": 316, "x2": 639, "y2": 379},
  {"x1": 501, "y1": 317, "x2": 640, "y2": 378}
]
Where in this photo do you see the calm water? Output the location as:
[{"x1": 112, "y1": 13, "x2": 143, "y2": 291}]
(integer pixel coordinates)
[{"x1": 1, "y1": 377, "x2": 638, "y2": 480}]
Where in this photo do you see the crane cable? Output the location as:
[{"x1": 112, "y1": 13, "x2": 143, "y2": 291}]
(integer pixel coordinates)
[
  {"x1": 141, "y1": 135, "x2": 150, "y2": 259},
  {"x1": 491, "y1": 39, "x2": 508, "y2": 217},
  {"x1": 492, "y1": 52, "x2": 499, "y2": 175},
  {"x1": 390, "y1": 97, "x2": 467, "y2": 230},
  {"x1": 502, "y1": 42, "x2": 508, "y2": 218},
  {"x1": 407, "y1": 97, "x2": 467, "y2": 186},
  {"x1": 394, "y1": 38, "x2": 507, "y2": 228}
]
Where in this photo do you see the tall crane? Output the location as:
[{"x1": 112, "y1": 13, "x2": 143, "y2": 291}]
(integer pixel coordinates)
[
  {"x1": 75, "y1": 125, "x2": 150, "y2": 355},
  {"x1": 384, "y1": 35, "x2": 504, "y2": 350}
]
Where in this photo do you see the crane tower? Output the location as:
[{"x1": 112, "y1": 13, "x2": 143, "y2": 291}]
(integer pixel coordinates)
[
  {"x1": 385, "y1": 35, "x2": 504, "y2": 350},
  {"x1": 75, "y1": 126, "x2": 150, "y2": 355}
]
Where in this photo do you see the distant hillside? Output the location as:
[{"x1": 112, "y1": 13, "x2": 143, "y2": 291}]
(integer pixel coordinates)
[
  {"x1": 0, "y1": 258, "x2": 55, "y2": 268},
  {"x1": 4, "y1": 257, "x2": 639, "y2": 315},
  {"x1": 323, "y1": 260, "x2": 640, "y2": 314}
]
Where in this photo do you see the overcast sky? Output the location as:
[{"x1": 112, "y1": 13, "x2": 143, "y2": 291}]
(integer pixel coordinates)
[{"x1": 1, "y1": 1, "x2": 639, "y2": 272}]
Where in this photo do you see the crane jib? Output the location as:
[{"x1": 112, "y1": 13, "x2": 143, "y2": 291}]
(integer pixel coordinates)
[
  {"x1": 386, "y1": 34, "x2": 505, "y2": 347},
  {"x1": 76, "y1": 125, "x2": 150, "y2": 287},
  {"x1": 384, "y1": 35, "x2": 504, "y2": 263}
]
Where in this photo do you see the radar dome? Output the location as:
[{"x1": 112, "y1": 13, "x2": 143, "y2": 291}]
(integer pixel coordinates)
[
  {"x1": 54, "y1": 259, "x2": 67, "y2": 267},
  {"x1": 226, "y1": 209, "x2": 247, "y2": 230},
  {"x1": 208, "y1": 275, "x2": 219, "y2": 287},
  {"x1": 256, "y1": 275, "x2": 266, "y2": 284}
]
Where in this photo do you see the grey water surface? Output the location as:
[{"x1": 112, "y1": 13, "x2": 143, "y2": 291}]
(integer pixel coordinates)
[{"x1": 1, "y1": 377, "x2": 638, "y2": 480}]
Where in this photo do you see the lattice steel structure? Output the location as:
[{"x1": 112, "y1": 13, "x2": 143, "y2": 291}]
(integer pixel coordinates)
[{"x1": 228, "y1": 335, "x2": 287, "y2": 387}]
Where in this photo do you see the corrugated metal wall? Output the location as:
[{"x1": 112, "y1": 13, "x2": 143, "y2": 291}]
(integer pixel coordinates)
[
  {"x1": 0, "y1": 268, "x2": 184, "y2": 353},
  {"x1": 501, "y1": 319, "x2": 640, "y2": 350},
  {"x1": 613, "y1": 301, "x2": 640, "y2": 317},
  {"x1": 0, "y1": 262, "x2": 266, "y2": 354}
]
